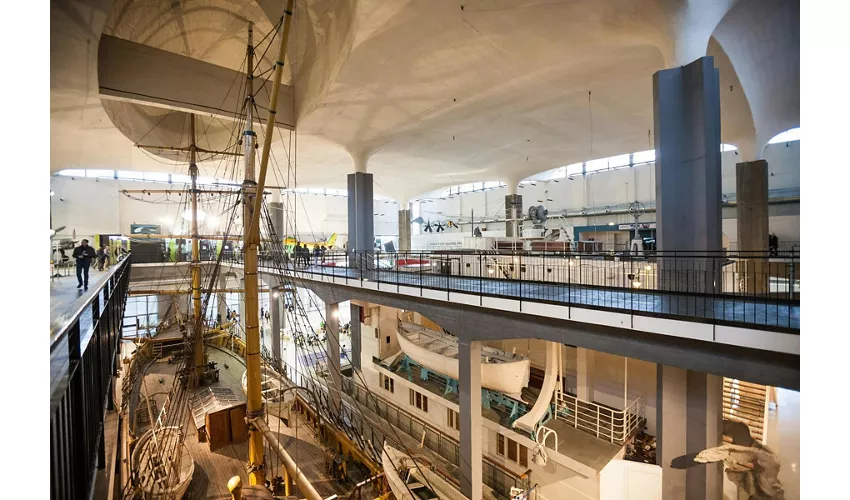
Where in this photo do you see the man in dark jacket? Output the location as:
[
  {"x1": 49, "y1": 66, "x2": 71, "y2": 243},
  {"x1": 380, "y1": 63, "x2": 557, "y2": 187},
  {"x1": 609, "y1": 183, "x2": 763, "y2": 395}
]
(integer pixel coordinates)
[{"x1": 72, "y1": 239, "x2": 96, "y2": 289}]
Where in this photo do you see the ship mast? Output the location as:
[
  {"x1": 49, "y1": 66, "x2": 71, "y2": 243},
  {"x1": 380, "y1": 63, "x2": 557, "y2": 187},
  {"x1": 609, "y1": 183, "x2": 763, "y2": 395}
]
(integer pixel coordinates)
[
  {"x1": 241, "y1": 20, "x2": 264, "y2": 486},
  {"x1": 189, "y1": 113, "x2": 204, "y2": 385},
  {"x1": 243, "y1": 1, "x2": 295, "y2": 486}
]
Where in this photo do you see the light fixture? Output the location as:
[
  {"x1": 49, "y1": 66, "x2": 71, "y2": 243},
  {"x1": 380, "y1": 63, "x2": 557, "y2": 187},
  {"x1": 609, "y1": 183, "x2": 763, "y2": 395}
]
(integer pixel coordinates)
[
  {"x1": 273, "y1": 291, "x2": 279, "y2": 298},
  {"x1": 632, "y1": 280, "x2": 642, "y2": 288},
  {"x1": 644, "y1": 265, "x2": 651, "y2": 271},
  {"x1": 332, "y1": 309, "x2": 340, "y2": 319},
  {"x1": 50, "y1": 191, "x2": 55, "y2": 196},
  {"x1": 488, "y1": 268, "x2": 494, "y2": 274},
  {"x1": 513, "y1": 257, "x2": 519, "y2": 263},
  {"x1": 568, "y1": 260, "x2": 575, "y2": 267},
  {"x1": 608, "y1": 222, "x2": 615, "y2": 226}
]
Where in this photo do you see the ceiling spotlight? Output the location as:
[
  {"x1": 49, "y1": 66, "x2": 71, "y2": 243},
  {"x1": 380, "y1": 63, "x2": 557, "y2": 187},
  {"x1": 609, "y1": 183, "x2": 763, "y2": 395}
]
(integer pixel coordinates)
[{"x1": 273, "y1": 291, "x2": 279, "y2": 298}]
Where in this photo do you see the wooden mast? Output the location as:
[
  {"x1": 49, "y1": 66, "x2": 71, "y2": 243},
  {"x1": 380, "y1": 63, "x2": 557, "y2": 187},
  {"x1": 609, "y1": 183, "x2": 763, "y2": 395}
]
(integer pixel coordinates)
[
  {"x1": 244, "y1": 1, "x2": 295, "y2": 486},
  {"x1": 241, "y1": 20, "x2": 263, "y2": 486},
  {"x1": 189, "y1": 113, "x2": 205, "y2": 385}
]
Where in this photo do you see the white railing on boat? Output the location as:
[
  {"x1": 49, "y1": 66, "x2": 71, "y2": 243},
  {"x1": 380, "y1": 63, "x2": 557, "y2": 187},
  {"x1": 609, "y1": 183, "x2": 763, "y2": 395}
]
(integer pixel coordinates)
[{"x1": 554, "y1": 390, "x2": 644, "y2": 445}]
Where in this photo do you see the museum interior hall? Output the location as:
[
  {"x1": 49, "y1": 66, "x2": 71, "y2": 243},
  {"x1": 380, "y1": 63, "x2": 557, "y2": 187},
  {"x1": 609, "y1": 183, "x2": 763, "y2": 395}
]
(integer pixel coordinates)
[{"x1": 40, "y1": 1, "x2": 815, "y2": 500}]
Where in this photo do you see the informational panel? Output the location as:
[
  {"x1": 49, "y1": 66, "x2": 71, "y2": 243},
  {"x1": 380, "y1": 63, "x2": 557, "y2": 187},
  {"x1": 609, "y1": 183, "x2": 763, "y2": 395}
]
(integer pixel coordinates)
[
  {"x1": 130, "y1": 223, "x2": 162, "y2": 235},
  {"x1": 600, "y1": 459, "x2": 662, "y2": 500}
]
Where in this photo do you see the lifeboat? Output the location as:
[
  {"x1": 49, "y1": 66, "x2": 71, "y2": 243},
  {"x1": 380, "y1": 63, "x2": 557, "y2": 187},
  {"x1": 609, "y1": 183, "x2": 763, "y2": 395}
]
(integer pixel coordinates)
[{"x1": 396, "y1": 322, "x2": 530, "y2": 400}]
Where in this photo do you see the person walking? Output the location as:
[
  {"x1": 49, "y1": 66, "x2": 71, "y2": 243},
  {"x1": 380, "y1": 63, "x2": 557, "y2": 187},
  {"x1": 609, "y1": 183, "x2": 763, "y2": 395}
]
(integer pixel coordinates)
[{"x1": 72, "y1": 239, "x2": 96, "y2": 289}]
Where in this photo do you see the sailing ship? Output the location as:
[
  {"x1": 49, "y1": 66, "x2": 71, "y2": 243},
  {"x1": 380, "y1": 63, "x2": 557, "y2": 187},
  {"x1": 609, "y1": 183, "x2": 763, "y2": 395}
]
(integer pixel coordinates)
[{"x1": 396, "y1": 321, "x2": 531, "y2": 400}]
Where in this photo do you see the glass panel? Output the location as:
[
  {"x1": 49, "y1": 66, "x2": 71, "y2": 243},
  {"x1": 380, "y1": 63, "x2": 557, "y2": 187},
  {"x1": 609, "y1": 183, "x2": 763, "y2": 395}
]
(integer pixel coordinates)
[
  {"x1": 584, "y1": 158, "x2": 609, "y2": 173},
  {"x1": 768, "y1": 127, "x2": 800, "y2": 144},
  {"x1": 144, "y1": 172, "x2": 169, "y2": 182},
  {"x1": 507, "y1": 438, "x2": 518, "y2": 461},
  {"x1": 519, "y1": 445, "x2": 528, "y2": 467},
  {"x1": 58, "y1": 169, "x2": 85, "y2": 177},
  {"x1": 632, "y1": 149, "x2": 655, "y2": 164},
  {"x1": 497, "y1": 434, "x2": 505, "y2": 456},
  {"x1": 86, "y1": 169, "x2": 114, "y2": 178},
  {"x1": 608, "y1": 154, "x2": 630, "y2": 168},
  {"x1": 117, "y1": 170, "x2": 144, "y2": 180},
  {"x1": 565, "y1": 163, "x2": 583, "y2": 176}
]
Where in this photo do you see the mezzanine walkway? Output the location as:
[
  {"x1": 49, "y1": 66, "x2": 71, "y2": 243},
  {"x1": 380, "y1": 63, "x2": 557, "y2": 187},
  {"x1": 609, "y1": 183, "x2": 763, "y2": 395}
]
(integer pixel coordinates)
[{"x1": 261, "y1": 262, "x2": 800, "y2": 333}]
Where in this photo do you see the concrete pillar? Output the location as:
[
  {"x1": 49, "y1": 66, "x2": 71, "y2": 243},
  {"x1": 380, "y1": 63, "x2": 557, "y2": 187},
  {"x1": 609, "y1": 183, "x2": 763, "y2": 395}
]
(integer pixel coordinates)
[
  {"x1": 654, "y1": 57, "x2": 722, "y2": 292},
  {"x1": 325, "y1": 302, "x2": 342, "y2": 411},
  {"x1": 398, "y1": 209, "x2": 411, "y2": 252},
  {"x1": 736, "y1": 160, "x2": 769, "y2": 294},
  {"x1": 347, "y1": 172, "x2": 374, "y2": 263},
  {"x1": 349, "y1": 302, "x2": 362, "y2": 371},
  {"x1": 270, "y1": 286, "x2": 283, "y2": 362},
  {"x1": 505, "y1": 194, "x2": 523, "y2": 238},
  {"x1": 576, "y1": 347, "x2": 595, "y2": 401},
  {"x1": 459, "y1": 339, "x2": 483, "y2": 500},
  {"x1": 239, "y1": 279, "x2": 246, "y2": 336},
  {"x1": 269, "y1": 199, "x2": 285, "y2": 246},
  {"x1": 657, "y1": 366, "x2": 723, "y2": 500},
  {"x1": 217, "y1": 272, "x2": 227, "y2": 324}
]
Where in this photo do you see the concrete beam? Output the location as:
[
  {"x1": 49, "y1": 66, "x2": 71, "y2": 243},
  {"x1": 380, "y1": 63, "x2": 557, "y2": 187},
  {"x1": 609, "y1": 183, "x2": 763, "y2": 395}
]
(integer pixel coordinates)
[
  {"x1": 296, "y1": 281, "x2": 799, "y2": 390},
  {"x1": 97, "y1": 35, "x2": 294, "y2": 129}
]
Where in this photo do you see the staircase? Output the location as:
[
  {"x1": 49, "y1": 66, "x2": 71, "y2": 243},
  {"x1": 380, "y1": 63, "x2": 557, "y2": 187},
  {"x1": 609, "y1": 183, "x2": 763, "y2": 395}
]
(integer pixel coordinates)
[{"x1": 723, "y1": 378, "x2": 770, "y2": 443}]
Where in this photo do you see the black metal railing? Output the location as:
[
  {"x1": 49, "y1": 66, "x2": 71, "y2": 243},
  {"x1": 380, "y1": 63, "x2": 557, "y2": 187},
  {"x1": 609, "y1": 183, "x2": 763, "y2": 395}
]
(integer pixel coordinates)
[
  {"x1": 218, "y1": 249, "x2": 800, "y2": 332},
  {"x1": 50, "y1": 255, "x2": 132, "y2": 500}
]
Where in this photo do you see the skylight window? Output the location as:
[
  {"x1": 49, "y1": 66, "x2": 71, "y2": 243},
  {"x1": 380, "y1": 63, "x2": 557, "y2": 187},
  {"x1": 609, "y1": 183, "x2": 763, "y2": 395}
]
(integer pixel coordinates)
[
  {"x1": 768, "y1": 127, "x2": 800, "y2": 144},
  {"x1": 632, "y1": 150, "x2": 655, "y2": 164}
]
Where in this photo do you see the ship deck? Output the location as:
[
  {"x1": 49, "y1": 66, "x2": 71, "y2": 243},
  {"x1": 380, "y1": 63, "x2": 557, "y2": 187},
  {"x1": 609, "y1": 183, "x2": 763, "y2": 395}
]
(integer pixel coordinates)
[
  {"x1": 384, "y1": 356, "x2": 623, "y2": 473},
  {"x1": 130, "y1": 346, "x2": 353, "y2": 499}
]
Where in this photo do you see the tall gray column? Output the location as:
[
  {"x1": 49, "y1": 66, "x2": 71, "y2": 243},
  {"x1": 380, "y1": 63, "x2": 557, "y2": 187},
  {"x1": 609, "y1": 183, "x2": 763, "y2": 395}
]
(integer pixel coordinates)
[
  {"x1": 576, "y1": 347, "x2": 595, "y2": 401},
  {"x1": 398, "y1": 209, "x2": 411, "y2": 252},
  {"x1": 657, "y1": 365, "x2": 722, "y2": 500},
  {"x1": 217, "y1": 272, "x2": 227, "y2": 324},
  {"x1": 347, "y1": 172, "x2": 374, "y2": 262},
  {"x1": 654, "y1": 56, "x2": 722, "y2": 293},
  {"x1": 505, "y1": 194, "x2": 523, "y2": 237},
  {"x1": 270, "y1": 286, "x2": 283, "y2": 362},
  {"x1": 349, "y1": 302, "x2": 362, "y2": 371},
  {"x1": 238, "y1": 279, "x2": 246, "y2": 336},
  {"x1": 459, "y1": 338, "x2": 483, "y2": 500},
  {"x1": 736, "y1": 160, "x2": 769, "y2": 294},
  {"x1": 325, "y1": 302, "x2": 342, "y2": 411}
]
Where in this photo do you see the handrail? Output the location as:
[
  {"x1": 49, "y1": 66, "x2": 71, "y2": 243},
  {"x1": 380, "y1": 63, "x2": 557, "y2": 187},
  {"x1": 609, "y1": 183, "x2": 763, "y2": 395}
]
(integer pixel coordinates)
[
  {"x1": 554, "y1": 390, "x2": 644, "y2": 445},
  {"x1": 50, "y1": 254, "x2": 132, "y2": 500},
  {"x1": 217, "y1": 249, "x2": 800, "y2": 331},
  {"x1": 344, "y1": 375, "x2": 529, "y2": 487},
  {"x1": 50, "y1": 254, "x2": 132, "y2": 348}
]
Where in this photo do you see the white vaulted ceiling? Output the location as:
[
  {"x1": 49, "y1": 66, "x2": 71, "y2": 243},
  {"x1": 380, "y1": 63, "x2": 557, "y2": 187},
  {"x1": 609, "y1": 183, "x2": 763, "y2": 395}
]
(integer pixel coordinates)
[{"x1": 50, "y1": 0, "x2": 800, "y2": 202}]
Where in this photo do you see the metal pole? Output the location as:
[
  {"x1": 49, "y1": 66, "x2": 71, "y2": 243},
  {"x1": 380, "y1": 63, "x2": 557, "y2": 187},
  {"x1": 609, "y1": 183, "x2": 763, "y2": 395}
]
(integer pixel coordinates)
[{"x1": 190, "y1": 114, "x2": 205, "y2": 384}]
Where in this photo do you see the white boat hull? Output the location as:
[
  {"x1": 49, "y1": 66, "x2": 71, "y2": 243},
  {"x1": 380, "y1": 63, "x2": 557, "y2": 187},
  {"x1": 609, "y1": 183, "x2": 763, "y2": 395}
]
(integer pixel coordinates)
[{"x1": 396, "y1": 324, "x2": 530, "y2": 399}]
